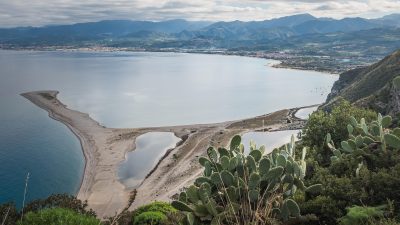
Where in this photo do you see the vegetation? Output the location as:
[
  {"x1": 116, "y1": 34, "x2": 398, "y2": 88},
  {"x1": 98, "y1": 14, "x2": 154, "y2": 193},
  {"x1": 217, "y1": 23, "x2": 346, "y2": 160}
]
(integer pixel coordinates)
[
  {"x1": 299, "y1": 102, "x2": 400, "y2": 225},
  {"x1": 0, "y1": 194, "x2": 95, "y2": 225},
  {"x1": 3, "y1": 101, "x2": 400, "y2": 225},
  {"x1": 133, "y1": 211, "x2": 167, "y2": 225},
  {"x1": 338, "y1": 205, "x2": 387, "y2": 225},
  {"x1": 132, "y1": 201, "x2": 177, "y2": 225},
  {"x1": 324, "y1": 51, "x2": 400, "y2": 114},
  {"x1": 18, "y1": 208, "x2": 99, "y2": 225},
  {"x1": 171, "y1": 135, "x2": 322, "y2": 224},
  {"x1": 302, "y1": 100, "x2": 376, "y2": 165}
]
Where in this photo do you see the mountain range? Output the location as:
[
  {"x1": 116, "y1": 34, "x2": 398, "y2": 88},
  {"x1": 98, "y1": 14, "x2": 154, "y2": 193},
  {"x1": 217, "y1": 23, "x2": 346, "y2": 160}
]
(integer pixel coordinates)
[
  {"x1": 1, "y1": 13, "x2": 399, "y2": 73},
  {"x1": 1, "y1": 13, "x2": 399, "y2": 46}
]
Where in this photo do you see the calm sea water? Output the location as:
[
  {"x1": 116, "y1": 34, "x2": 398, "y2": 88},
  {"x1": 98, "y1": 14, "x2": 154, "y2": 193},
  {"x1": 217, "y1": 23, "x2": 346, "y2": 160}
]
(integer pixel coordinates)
[{"x1": 0, "y1": 50, "x2": 337, "y2": 206}]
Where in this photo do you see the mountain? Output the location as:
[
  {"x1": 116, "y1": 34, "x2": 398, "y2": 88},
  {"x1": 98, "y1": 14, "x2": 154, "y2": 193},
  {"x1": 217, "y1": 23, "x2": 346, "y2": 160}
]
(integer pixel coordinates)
[
  {"x1": 372, "y1": 13, "x2": 400, "y2": 27},
  {"x1": 174, "y1": 14, "x2": 398, "y2": 42},
  {"x1": 1, "y1": 13, "x2": 399, "y2": 46},
  {"x1": 1, "y1": 14, "x2": 399, "y2": 73},
  {"x1": 323, "y1": 49, "x2": 400, "y2": 114},
  {"x1": 292, "y1": 17, "x2": 382, "y2": 34},
  {"x1": 0, "y1": 19, "x2": 211, "y2": 44}
]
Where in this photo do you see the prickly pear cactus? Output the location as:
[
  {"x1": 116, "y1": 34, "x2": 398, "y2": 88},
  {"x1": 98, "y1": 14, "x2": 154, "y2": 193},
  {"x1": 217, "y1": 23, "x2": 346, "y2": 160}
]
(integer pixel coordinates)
[
  {"x1": 172, "y1": 135, "x2": 321, "y2": 225},
  {"x1": 327, "y1": 114, "x2": 400, "y2": 164}
]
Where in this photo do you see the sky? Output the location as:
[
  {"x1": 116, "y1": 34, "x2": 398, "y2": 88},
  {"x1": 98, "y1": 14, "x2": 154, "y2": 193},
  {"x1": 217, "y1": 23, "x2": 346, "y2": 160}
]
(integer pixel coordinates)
[{"x1": 0, "y1": 0, "x2": 399, "y2": 27}]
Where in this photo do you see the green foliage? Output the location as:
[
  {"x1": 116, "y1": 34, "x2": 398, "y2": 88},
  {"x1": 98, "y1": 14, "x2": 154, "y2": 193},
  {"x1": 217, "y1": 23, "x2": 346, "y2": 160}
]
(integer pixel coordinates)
[
  {"x1": 301, "y1": 109, "x2": 400, "y2": 225},
  {"x1": 133, "y1": 211, "x2": 167, "y2": 225},
  {"x1": 338, "y1": 205, "x2": 386, "y2": 225},
  {"x1": 368, "y1": 218, "x2": 400, "y2": 225},
  {"x1": 302, "y1": 100, "x2": 376, "y2": 165},
  {"x1": 131, "y1": 201, "x2": 177, "y2": 225},
  {"x1": 393, "y1": 76, "x2": 400, "y2": 90},
  {"x1": 172, "y1": 135, "x2": 320, "y2": 225},
  {"x1": 18, "y1": 208, "x2": 99, "y2": 225},
  {"x1": 23, "y1": 194, "x2": 96, "y2": 217},
  {"x1": 132, "y1": 201, "x2": 176, "y2": 218},
  {"x1": 0, "y1": 194, "x2": 95, "y2": 225}
]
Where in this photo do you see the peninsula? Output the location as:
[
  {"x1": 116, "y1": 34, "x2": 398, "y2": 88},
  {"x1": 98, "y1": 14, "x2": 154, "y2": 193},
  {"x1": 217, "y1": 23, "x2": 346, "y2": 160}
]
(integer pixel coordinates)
[{"x1": 21, "y1": 90, "x2": 310, "y2": 218}]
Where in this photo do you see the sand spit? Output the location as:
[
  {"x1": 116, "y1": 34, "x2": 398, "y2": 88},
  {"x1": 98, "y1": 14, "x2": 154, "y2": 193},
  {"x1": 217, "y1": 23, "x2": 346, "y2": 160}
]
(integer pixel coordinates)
[{"x1": 21, "y1": 90, "x2": 308, "y2": 218}]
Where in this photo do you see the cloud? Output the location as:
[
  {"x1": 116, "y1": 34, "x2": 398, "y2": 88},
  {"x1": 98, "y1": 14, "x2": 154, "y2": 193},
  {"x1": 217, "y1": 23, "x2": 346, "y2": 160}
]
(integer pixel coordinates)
[{"x1": 0, "y1": 0, "x2": 399, "y2": 27}]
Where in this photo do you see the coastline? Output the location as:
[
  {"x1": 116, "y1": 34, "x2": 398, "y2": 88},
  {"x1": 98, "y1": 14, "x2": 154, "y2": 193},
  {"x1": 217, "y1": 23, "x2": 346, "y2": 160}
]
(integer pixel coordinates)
[
  {"x1": 0, "y1": 48, "x2": 340, "y2": 75},
  {"x1": 22, "y1": 90, "x2": 313, "y2": 218}
]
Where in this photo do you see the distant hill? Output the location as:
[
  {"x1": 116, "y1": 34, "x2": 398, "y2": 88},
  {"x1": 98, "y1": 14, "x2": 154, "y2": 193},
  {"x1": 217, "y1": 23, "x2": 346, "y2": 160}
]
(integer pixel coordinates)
[
  {"x1": 372, "y1": 13, "x2": 400, "y2": 27},
  {"x1": 292, "y1": 17, "x2": 382, "y2": 34},
  {"x1": 323, "y1": 49, "x2": 400, "y2": 115}
]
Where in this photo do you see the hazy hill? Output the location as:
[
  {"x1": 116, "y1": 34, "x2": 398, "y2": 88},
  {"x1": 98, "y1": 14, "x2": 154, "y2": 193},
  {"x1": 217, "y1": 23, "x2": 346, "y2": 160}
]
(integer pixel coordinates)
[
  {"x1": 324, "y1": 49, "x2": 400, "y2": 114},
  {"x1": 292, "y1": 17, "x2": 382, "y2": 34},
  {"x1": 0, "y1": 19, "x2": 211, "y2": 44},
  {"x1": 176, "y1": 14, "x2": 397, "y2": 41},
  {"x1": 372, "y1": 13, "x2": 400, "y2": 27}
]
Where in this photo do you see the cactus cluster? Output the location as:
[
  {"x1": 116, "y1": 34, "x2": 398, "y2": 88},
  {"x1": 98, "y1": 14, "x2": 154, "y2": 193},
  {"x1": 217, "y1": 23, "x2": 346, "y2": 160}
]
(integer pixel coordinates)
[
  {"x1": 327, "y1": 114, "x2": 400, "y2": 163},
  {"x1": 172, "y1": 135, "x2": 322, "y2": 225}
]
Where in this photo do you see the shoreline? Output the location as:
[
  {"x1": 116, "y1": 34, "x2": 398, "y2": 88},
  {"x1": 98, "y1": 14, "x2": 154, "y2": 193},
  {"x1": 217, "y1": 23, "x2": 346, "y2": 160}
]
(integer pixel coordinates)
[
  {"x1": 0, "y1": 48, "x2": 340, "y2": 75},
  {"x1": 22, "y1": 90, "x2": 314, "y2": 218},
  {"x1": 21, "y1": 91, "x2": 93, "y2": 199}
]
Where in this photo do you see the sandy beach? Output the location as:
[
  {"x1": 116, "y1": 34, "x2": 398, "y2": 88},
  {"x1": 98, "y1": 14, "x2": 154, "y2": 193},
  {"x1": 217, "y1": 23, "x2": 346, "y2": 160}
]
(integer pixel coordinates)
[{"x1": 22, "y1": 90, "x2": 309, "y2": 218}]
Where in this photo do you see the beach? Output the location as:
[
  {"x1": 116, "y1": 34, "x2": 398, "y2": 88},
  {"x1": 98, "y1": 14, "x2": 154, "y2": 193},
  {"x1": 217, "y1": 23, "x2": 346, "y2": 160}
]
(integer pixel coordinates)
[{"x1": 22, "y1": 90, "x2": 309, "y2": 218}]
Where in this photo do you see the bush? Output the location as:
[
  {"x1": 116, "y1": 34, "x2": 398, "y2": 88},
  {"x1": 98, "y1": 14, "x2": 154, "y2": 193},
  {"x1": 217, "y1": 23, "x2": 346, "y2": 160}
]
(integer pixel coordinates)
[
  {"x1": 133, "y1": 211, "x2": 167, "y2": 225},
  {"x1": 23, "y1": 194, "x2": 96, "y2": 217},
  {"x1": 132, "y1": 201, "x2": 176, "y2": 218},
  {"x1": 302, "y1": 100, "x2": 376, "y2": 165},
  {"x1": 131, "y1": 201, "x2": 177, "y2": 225},
  {"x1": 368, "y1": 218, "x2": 400, "y2": 225},
  {"x1": 339, "y1": 205, "x2": 386, "y2": 225},
  {"x1": 18, "y1": 208, "x2": 100, "y2": 225},
  {"x1": 0, "y1": 194, "x2": 96, "y2": 225},
  {"x1": 301, "y1": 111, "x2": 400, "y2": 224}
]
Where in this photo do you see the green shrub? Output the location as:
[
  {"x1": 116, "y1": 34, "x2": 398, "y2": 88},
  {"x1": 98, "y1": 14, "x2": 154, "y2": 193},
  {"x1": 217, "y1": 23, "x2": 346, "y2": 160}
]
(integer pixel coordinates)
[
  {"x1": 18, "y1": 207, "x2": 100, "y2": 225},
  {"x1": 339, "y1": 205, "x2": 386, "y2": 225},
  {"x1": 301, "y1": 112, "x2": 400, "y2": 224},
  {"x1": 368, "y1": 218, "x2": 400, "y2": 225},
  {"x1": 23, "y1": 194, "x2": 96, "y2": 217},
  {"x1": 133, "y1": 211, "x2": 167, "y2": 225},
  {"x1": 132, "y1": 201, "x2": 176, "y2": 218},
  {"x1": 302, "y1": 100, "x2": 376, "y2": 165},
  {"x1": 131, "y1": 201, "x2": 177, "y2": 225}
]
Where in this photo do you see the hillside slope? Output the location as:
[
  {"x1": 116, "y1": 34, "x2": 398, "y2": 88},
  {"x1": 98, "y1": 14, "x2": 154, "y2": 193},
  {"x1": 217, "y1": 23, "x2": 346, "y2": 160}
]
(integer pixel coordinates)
[{"x1": 324, "y1": 49, "x2": 400, "y2": 114}]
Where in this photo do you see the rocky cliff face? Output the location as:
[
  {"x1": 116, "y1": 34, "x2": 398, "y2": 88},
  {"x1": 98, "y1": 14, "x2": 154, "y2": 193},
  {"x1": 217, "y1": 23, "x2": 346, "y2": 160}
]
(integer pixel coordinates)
[{"x1": 323, "y1": 49, "x2": 400, "y2": 115}]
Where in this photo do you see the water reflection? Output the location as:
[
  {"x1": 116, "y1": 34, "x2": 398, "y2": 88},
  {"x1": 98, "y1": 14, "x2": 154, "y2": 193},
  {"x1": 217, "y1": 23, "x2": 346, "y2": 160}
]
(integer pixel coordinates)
[{"x1": 118, "y1": 132, "x2": 181, "y2": 188}]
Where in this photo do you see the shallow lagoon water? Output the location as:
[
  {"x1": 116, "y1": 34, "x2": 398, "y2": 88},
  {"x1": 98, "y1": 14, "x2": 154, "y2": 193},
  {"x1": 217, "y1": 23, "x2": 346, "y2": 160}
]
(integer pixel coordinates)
[
  {"x1": 242, "y1": 130, "x2": 301, "y2": 155},
  {"x1": 0, "y1": 50, "x2": 336, "y2": 205},
  {"x1": 118, "y1": 132, "x2": 181, "y2": 188},
  {"x1": 295, "y1": 106, "x2": 319, "y2": 120}
]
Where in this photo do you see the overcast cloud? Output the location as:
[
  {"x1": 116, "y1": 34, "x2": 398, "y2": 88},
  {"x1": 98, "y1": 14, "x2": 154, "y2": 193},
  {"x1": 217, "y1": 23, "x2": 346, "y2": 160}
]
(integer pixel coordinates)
[{"x1": 0, "y1": 0, "x2": 399, "y2": 27}]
